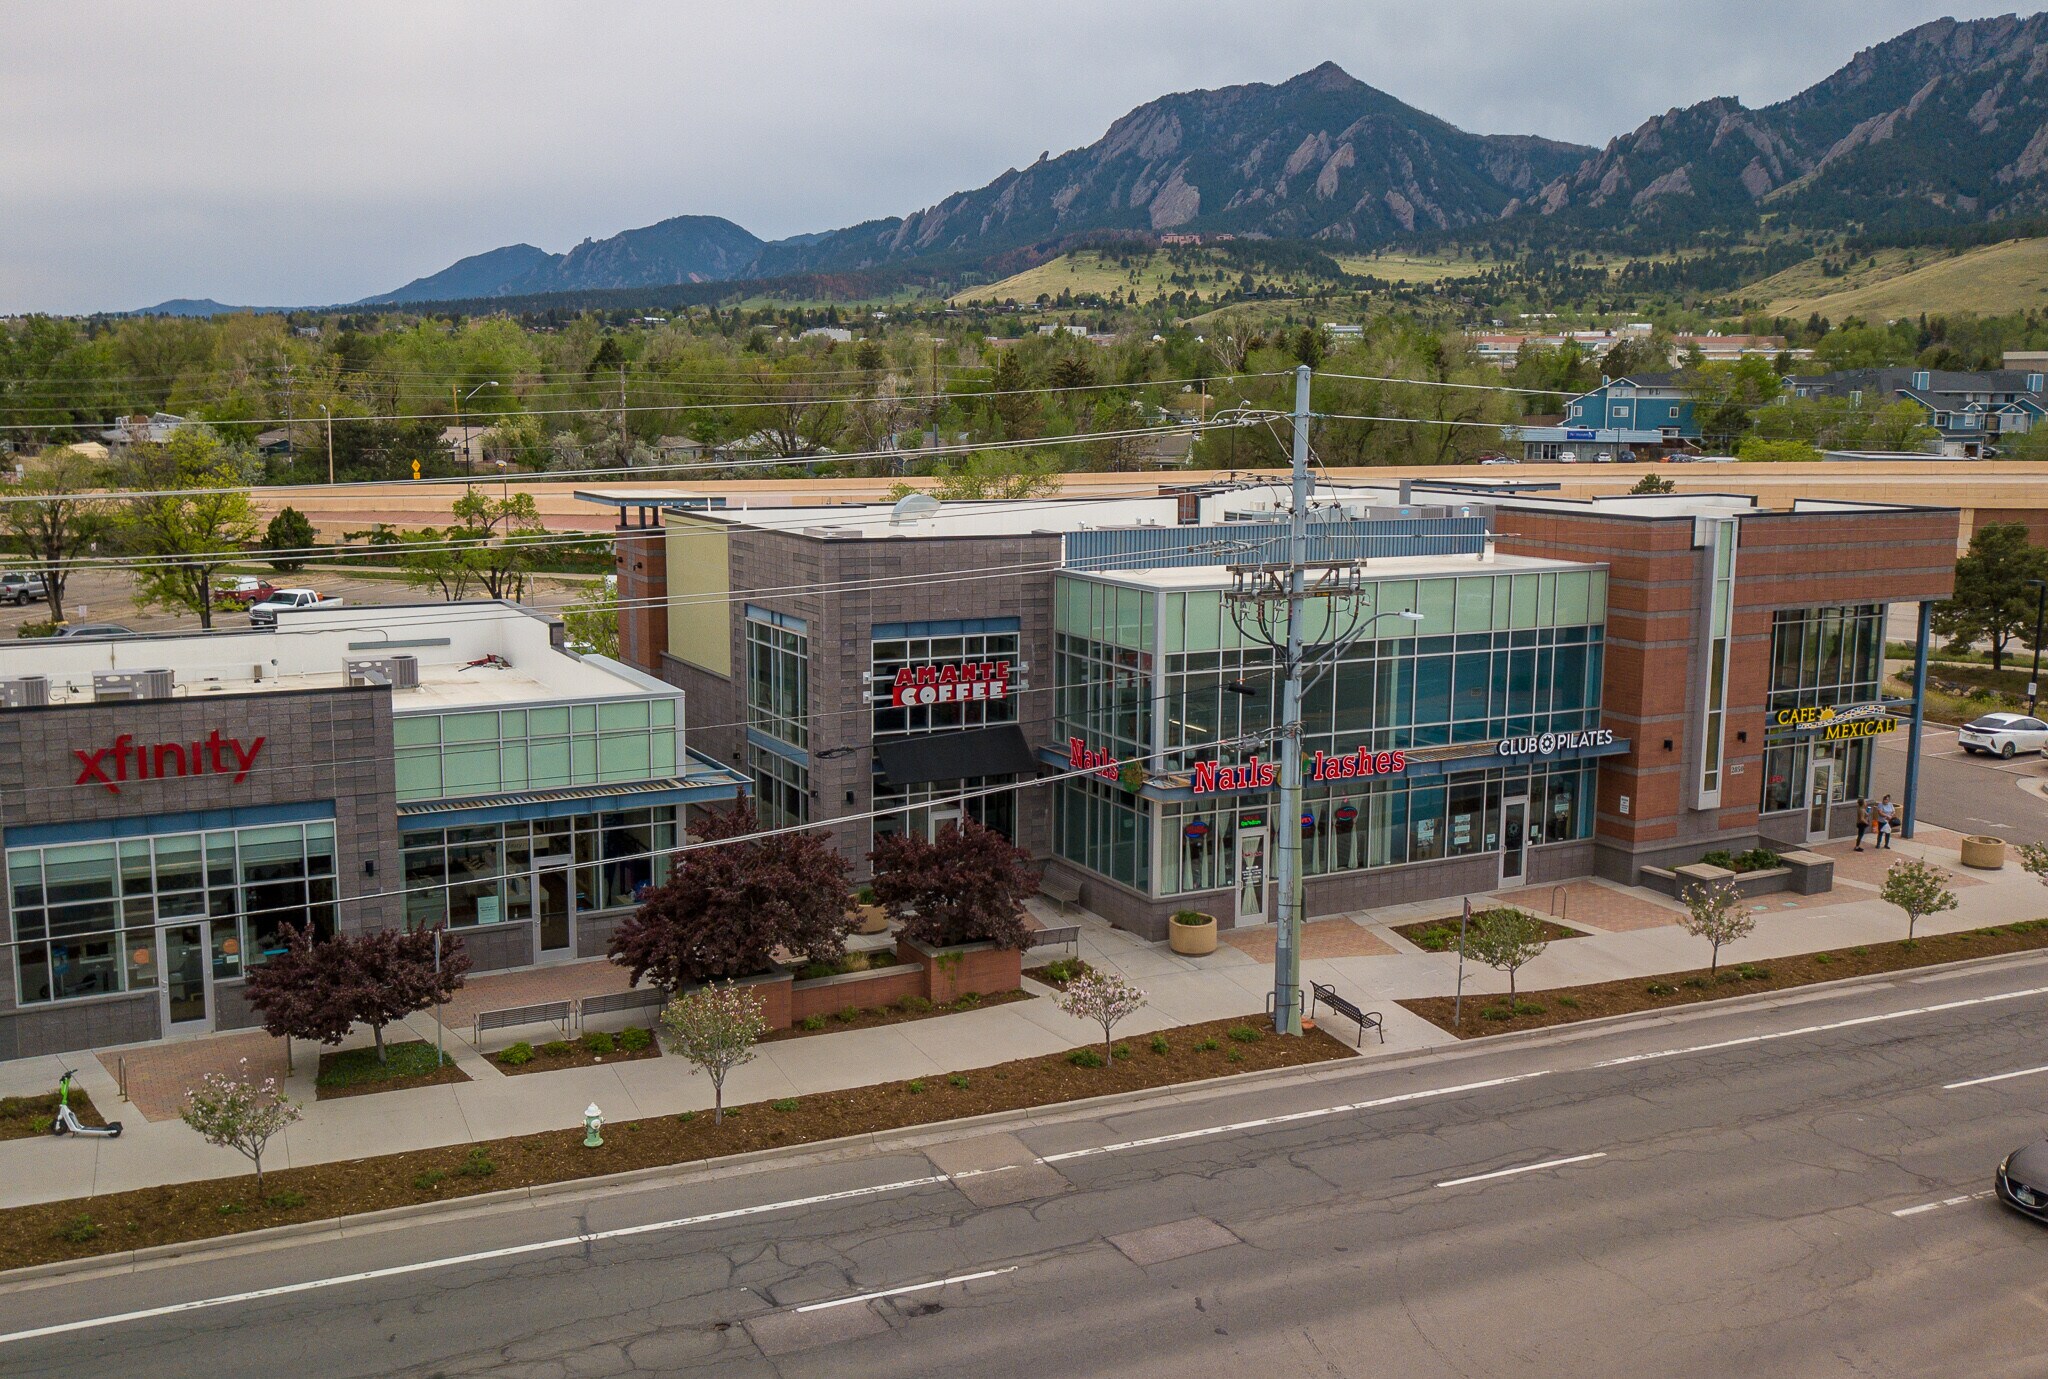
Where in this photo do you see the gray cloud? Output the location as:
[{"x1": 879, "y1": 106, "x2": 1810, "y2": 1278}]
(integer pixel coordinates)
[{"x1": 0, "y1": 0, "x2": 2028, "y2": 313}]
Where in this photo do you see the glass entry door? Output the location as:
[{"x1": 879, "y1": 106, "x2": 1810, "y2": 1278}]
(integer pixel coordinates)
[
  {"x1": 536, "y1": 859, "x2": 574, "y2": 956},
  {"x1": 926, "y1": 806, "x2": 964, "y2": 841},
  {"x1": 1807, "y1": 758, "x2": 1836, "y2": 841},
  {"x1": 1235, "y1": 817, "x2": 1270, "y2": 927},
  {"x1": 160, "y1": 922, "x2": 212, "y2": 1032},
  {"x1": 1500, "y1": 798, "x2": 1529, "y2": 886}
]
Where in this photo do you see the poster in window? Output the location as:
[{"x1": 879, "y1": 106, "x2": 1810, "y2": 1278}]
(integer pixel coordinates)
[{"x1": 476, "y1": 896, "x2": 502, "y2": 925}]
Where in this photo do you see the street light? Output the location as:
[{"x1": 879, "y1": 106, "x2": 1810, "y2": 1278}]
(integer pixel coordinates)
[
  {"x1": 457, "y1": 381, "x2": 499, "y2": 476},
  {"x1": 2028, "y1": 578, "x2": 2047, "y2": 714}
]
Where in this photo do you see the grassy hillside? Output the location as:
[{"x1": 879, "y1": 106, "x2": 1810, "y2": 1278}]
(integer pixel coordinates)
[
  {"x1": 1756, "y1": 237, "x2": 2048, "y2": 318},
  {"x1": 953, "y1": 247, "x2": 1355, "y2": 306},
  {"x1": 1331, "y1": 252, "x2": 1485, "y2": 283}
]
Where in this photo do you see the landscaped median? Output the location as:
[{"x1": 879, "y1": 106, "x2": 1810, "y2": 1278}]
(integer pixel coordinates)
[
  {"x1": 0, "y1": 1015, "x2": 1353, "y2": 1273},
  {"x1": 1400, "y1": 919, "x2": 2048, "y2": 1037}
]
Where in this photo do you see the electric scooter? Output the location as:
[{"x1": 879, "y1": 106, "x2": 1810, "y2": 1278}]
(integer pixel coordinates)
[{"x1": 50, "y1": 1069, "x2": 121, "y2": 1138}]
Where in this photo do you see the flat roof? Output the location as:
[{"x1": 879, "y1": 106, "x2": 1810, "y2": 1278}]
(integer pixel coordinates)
[{"x1": 4, "y1": 602, "x2": 677, "y2": 712}]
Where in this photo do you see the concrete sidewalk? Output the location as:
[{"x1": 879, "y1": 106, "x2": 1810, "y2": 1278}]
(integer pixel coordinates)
[{"x1": 1, "y1": 823, "x2": 2038, "y2": 1210}]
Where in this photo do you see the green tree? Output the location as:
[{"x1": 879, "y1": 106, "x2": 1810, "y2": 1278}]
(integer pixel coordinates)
[
  {"x1": 1934, "y1": 522, "x2": 2047, "y2": 671},
  {"x1": 563, "y1": 578, "x2": 619, "y2": 658},
  {"x1": 1879, "y1": 858, "x2": 1957, "y2": 939},
  {"x1": 263, "y1": 507, "x2": 317, "y2": 573},
  {"x1": 1735, "y1": 436, "x2": 1822, "y2": 463},
  {"x1": 0, "y1": 447, "x2": 112, "y2": 624},
  {"x1": 1629, "y1": 472, "x2": 1676, "y2": 494},
  {"x1": 446, "y1": 486, "x2": 550, "y2": 601},
  {"x1": 117, "y1": 430, "x2": 259, "y2": 629},
  {"x1": 1292, "y1": 325, "x2": 1327, "y2": 369},
  {"x1": 1463, "y1": 906, "x2": 1549, "y2": 1000}
]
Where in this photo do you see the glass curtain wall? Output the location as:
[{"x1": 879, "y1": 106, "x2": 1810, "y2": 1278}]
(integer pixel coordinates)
[
  {"x1": 870, "y1": 622, "x2": 1023, "y2": 843},
  {"x1": 393, "y1": 698, "x2": 680, "y2": 803},
  {"x1": 1759, "y1": 604, "x2": 1886, "y2": 816},
  {"x1": 400, "y1": 807, "x2": 678, "y2": 930}
]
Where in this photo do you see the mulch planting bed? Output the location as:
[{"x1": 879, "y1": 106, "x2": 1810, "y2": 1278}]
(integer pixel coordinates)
[
  {"x1": 0, "y1": 1089, "x2": 107, "y2": 1141},
  {"x1": 315, "y1": 1040, "x2": 471, "y2": 1101},
  {"x1": 765, "y1": 988, "x2": 1032, "y2": 1041},
  {"x1": 493, "y1": 1028, "x2": 662, "y2": 1076},
  {"x1": 1023, "y1": 959, "x2": 1098, "y2": 990},
  {"x1": 0, "y1": 1015, "x2": 1352, "y2": 1272},
  {"x1": 1401, "y1": 919, "x2": 2048, "y2": 1037},
  {"x1": 1391, "y1": 917, "x2": 1587, "y2": 951}
]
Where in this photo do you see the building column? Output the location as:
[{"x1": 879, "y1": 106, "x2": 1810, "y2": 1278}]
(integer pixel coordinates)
[{"x1": 1903, "y1": 599, "x2": 1933, "y2": 839}]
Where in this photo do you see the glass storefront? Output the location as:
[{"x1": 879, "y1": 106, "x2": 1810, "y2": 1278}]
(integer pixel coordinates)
[
  {"x1": 870, "y1": 620, "x2": 1025, "y2": 845},
  {"x1": 1760, "y1": 604, "x2": 1886, "y2": 821},
  {"x1": 748, "y1": 746, "x2": 809, "y2": 829},
  {"x1": 8, "y1": 819, "x2": 337, "y2": 1006},
  {"x1": 1048, "y1": 565, "x2": 1608, "y2": 902},
  {"x1": 400, "y1": 806, "x2": 678, "y2": 930}
]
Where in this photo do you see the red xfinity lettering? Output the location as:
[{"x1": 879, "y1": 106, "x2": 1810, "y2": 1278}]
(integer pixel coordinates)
[{"x1": 73, "y1": 731, "x2": 267, "y2": 795}]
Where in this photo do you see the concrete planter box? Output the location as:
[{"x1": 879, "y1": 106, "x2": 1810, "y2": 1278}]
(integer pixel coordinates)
[
  {"x1": 897, "y1": 937, "x2": 1023, "y2": 1004},
  {"x1": 789, "y1": 960, "x2": 923, "y2": 1024},
  {"x1": 1643, "y1": 857, "x2": 1832, "y2": 900},
  {"x1": 1169, "y1": 912, "x2": 1219, "y2": 956},
  {"x1": 851, "y1": 902, "x2": 892, "y2": 936},
  {"x1": 1778, "y1": 849, "x2": 1835, "y2": 894},
  {"x1": 1961, "y1": 835, "x2": 2007, "y2": 870}
]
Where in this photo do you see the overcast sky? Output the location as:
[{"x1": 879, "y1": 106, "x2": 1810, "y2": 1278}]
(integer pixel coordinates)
[{"x1": 1, "y1": 1, "x2": 2031, "y2": 314}]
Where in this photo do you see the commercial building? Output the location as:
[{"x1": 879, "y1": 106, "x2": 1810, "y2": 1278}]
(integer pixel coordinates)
[
  {"x1": 604, "y1": 481, "x2": 1958, "y2": 941},
  {"x1": 1512, "y1": 374, "x2": 1701, "y2": 461},
  {"x1": 0, "y1": 603, "x2": 741, "y2": 1060}
]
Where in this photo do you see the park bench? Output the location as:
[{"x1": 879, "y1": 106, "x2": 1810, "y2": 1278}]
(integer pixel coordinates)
[
  {"x1": 472, "y1": 999, "x2": 572, "y2": 1048},
  {"x1": 1024, "y1": 923, "x2": 1081, "y2": 953},
  {"x1": 1309, "y1": 981, "x2": 1385, "y2": 1047},
  {"x1": 577, "y1": 987, "x2": 669, "y2": 1028},
  {"x1": 1038, "y1": 873, "x2": 1082, "y2": 913}
]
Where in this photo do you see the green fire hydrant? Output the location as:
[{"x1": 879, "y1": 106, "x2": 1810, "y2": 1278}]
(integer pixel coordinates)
[{"x1": 583, "y1": 1103, "x2": 604, "y2": 1149}]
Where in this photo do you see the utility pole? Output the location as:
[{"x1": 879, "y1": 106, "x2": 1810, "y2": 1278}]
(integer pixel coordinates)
[
  {"x1": 1272, "y1": 364, "x2": 1312, "y2": 1036},
  {"x1": 2029, "y1": 578, "x2": 2046, "y2": 714},
  {"x1": 321, "y1": 404, "x2": 334, "y2": 485},
  {"x1": 928, "y1": 336, "x2": 941, "y2": 451}
]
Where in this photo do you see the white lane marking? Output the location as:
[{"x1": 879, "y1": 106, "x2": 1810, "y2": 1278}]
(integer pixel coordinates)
[
  {"x1": 1436, "y1": 1153, "x2": 1606, "y2": 1189},
  {"x1": 793, "y1": 1266, "x2": 1017, "y2": 1313},
  {"x1": 1894, "y1": 1190, "x2": 1995, "y2": 1217},
  {"x1": 1037, "y1": 1072, "x2": 1554, "y2": 1164},
  {"x1": 1945, "y1": 1063, "x2": 2048, "y2": 1090},
  {"x1": 0, "y1": 1174, "x2": 957, "y2": 1347},
  {"x1": 1591, "y1": 984, "x2": 2048, "y2": 1069}
]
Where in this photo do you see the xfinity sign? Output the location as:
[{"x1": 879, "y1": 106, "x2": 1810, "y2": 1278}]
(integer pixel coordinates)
[{"x1": 74, "y1": 731, "x2": 267, "y2": 794}]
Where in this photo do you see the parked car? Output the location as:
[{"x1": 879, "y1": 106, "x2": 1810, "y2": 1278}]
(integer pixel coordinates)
[
  {"x1": 220, "y1": 576, "x2": 277, "y2": 606},
  {"x1": 1557, "y1": 450, "x2": 1579, "y2": 463},
  {"x1": 249, "y1": 588, "x2": 344, "y2": 627},
  {"x1": 53, "y1": 622, "x2": 136, "y2": 639},
  {"x1": 0, "y1": 572, "x2": 47, "y2": 605},
  {"x1": 1594, "y1": 451, "x2": 1615, "y2": 463},
  {"x1": 1997, "y1": 1142, "x2": 2048, "y2": 1222},
  {"x1": 1477, "y1": 455, "x2": 1518, "y2": 466},
  {"x1": 1957, "y1": 712, "x2": 2048, "y2": 758}
]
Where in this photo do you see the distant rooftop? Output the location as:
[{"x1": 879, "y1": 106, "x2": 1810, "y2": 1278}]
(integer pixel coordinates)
[{"x1": 1078, "y1": 549, "x2": 1593, "y2": 591}]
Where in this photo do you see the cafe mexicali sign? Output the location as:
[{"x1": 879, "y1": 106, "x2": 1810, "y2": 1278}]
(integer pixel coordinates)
[{"x1": 1773, "y1": 703, "x2": 1900, "y2": 740}]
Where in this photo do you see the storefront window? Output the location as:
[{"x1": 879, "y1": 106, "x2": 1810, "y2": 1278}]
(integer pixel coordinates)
[
  {"x1": 745, "y1": 608, "x2": 809, "y2": 749},
  {"x1": 398, "y1": 808, "x2": 679, "y2": 932},
  {"x1": 1053, "y1": 778, "x2": 1151, "y2": 892},
  {"x1": 873, "y1": 776, "x2": 1016, "y2": 846},
  {"x1": 1760, "y1": 604, "x2": 1886, "y2": 816},
  {"x1": 871, "y1": 623, "x2": 1021, "y2": 738},
  {"x1": 748, "y1": 746, "x2": 809, "y2": 829},
  {"x1": 8, "y1": 819, "x2": 337, "y2": 1007}
]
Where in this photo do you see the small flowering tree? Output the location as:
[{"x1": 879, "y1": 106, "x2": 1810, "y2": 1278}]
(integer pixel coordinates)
[
  {"x1": 1881, "y1": 858, "x2": 1958, "y2": 939},
  {"x1": 180, "y1": 1059, "x2": 302, "y2": 1194},
  {"x1": 659, "y1": 982, "x2": 769, "y2": 1124},
  {"x1": 1463, "y1": 907, "x2": 1549, "y2": 1000},
  {"x1": 2018, "y1": 841, "x2": 2048, "y2": 886},
  {"x1": 1055, "y1": 971, "x2": 1147, "y2": 1065},
  {"x1": 1678, "y1": 879, "x2": 1756, "y2": 974}
]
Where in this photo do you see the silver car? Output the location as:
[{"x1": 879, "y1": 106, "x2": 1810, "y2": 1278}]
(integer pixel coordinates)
[{"x1": 1957, "y1": 712, "x2": 2048, "y2": 758}]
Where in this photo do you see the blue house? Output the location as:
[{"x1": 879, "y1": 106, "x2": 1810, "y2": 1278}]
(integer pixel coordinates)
[
  {"x1": 1512, "y1": 374, "x2": 1700, "y2": 461},
  {"x1": 1783, "y1": 368, "x2": 2048, "y2": 458}
]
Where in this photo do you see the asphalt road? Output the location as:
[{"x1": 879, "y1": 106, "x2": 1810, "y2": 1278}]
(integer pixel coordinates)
[
  {"x1": 1874, "y1": 725, "x2": 2048, "y2": 846},
  {"x1": 11, "y1": 956, "x2": 2048, "y2": 1378}
]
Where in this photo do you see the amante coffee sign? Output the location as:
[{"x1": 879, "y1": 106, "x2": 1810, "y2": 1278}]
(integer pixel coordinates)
[
  {"x1": 73, "y1": 731, "x2": 267, "y2": 795},
  {"x1": 889, "y1": 661, "x2": 1012, "y2": 707}
]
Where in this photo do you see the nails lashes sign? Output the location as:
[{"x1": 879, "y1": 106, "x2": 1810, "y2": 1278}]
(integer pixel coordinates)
[{"x1": 73, "y1": 731, "x2": 267, "y2": 794}]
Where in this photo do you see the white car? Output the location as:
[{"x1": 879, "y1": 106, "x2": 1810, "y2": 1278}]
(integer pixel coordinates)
[{"x1": 1958, "y1": 712, "x2": 2048, "y2": 758}]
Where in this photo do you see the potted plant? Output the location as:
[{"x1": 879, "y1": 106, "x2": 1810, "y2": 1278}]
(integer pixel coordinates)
[{"x1": 1169, "y1": 909, "x2": 1218, "y2": 956}]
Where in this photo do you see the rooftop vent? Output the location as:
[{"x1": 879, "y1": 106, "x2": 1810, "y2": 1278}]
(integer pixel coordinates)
[
  {"x1": 889, "y1": 492, "x2": 940, "y2": 526},
  {"x1": 0, "y1": 675, "x2": 49, "y2": 708},
  {"x1": 93, "y1": 669, "x2": 174, "y2": 702}
]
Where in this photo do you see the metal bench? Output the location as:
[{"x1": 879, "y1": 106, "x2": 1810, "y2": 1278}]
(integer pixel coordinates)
[
  {"x1": 1038, "y1": 873, "x2": 1082, "y2": 913},
  {"x1": 472, "y1": 999, "x2": 573, "y2": 1048},
  {"x1": 577, "y1": 987, "x2": 669, "y2": 1028},
  {"x1": 1310, "y1": 981, "x2": 1384, "y2": 1047},
  {"x1": 1024, "y1": 923, "x2": 1081, "y2": 952}
]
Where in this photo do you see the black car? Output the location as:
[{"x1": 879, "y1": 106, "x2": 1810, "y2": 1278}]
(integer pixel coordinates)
[{"x1": 1996, "y1": 1142, "x2": 2048, "y2": 1220}]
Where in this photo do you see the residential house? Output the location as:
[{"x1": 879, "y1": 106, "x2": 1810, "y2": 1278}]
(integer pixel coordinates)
[
  {"x1": 1509, "y1": 374, "x2": 1699, "y2": 460},
  {"x1": 99, "y1": 412, "x2": 186, "y2": 448},
  {"x1": 1783, "y1": 368, "x2": 2048, "y2": 458}
]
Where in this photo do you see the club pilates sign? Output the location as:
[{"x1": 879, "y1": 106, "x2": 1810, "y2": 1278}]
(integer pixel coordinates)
[{"x1": 1496, "y1": 727, "x2": 1616, "y2": 759}]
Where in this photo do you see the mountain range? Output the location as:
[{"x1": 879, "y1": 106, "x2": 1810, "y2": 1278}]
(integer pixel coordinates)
[{"x1": 138, "y1": 12, "x2": 2048, "y2": 311}]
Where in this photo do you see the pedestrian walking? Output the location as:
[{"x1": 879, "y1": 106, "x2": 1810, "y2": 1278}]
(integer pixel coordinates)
[
  {"x1": 1854, "y1": 798, "x2": 1872, "y2": 852},
  {"x1": 1876, "y1": 794, "x2": 1898, "y2": 849}
]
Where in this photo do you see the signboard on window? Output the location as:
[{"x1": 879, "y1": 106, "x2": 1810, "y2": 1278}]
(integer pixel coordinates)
[{"x1": 891, "y1": 662, "x2": 1012, "y2": 707}]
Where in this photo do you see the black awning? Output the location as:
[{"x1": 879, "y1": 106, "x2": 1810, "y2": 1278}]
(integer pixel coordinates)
[{"x1": 874, "y1": 725, "x2": 1041, "y2": 787}]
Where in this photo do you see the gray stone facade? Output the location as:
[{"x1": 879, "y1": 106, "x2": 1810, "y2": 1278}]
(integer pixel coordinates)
[{"x1": 0, "y1": 686, "x2": 400, "y2": 1060}]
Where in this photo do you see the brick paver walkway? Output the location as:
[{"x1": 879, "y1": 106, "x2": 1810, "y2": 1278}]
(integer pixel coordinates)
[
  {"x1": 1493, "y1": 880, "x2": 1684, "y2": 932},
  {"x1": 1223, "y1": 917, "x2": 1396, "y2": 962},
  {"x1": 97, "y1": 1029, "x2": 287, "y2": 1123},
  {"x1": 431, "y1": 959, "x2": 637, "y2": 1033},
  {"x1": 1818, "y1": 837, "x2": 1987, "y2": 890}
]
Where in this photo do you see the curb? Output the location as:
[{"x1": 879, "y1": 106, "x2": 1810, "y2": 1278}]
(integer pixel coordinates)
[{"x1": 9, "y1": 941, "x2": 2048, "y2": 1291}]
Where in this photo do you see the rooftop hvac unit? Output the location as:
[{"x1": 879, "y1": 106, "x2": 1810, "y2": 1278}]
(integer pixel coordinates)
[
  {"x1": 93, "y1": 668, "x2": 174, "y2": 702},
  {"x1": 0, "y1": 675, "x2": 49, "y2": 708},
  {"x1": 345, "y1": 654, "x2": 421, "y2": 691}
]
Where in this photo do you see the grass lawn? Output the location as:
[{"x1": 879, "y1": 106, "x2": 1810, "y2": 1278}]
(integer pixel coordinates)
[{"x1": 315, "y1": 1039, "x2": 469, "y2": 1100}]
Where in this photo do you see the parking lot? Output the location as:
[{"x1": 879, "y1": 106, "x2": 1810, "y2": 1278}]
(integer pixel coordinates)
[{"x1": 1872, "y1": 724, "x2": 2048, "y2": 847}]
